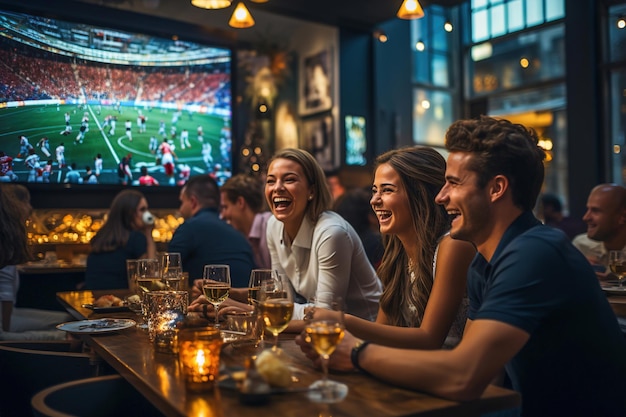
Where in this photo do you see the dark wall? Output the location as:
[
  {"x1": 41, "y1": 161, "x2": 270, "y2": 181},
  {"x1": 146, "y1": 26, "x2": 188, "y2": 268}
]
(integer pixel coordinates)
[{"x1": 372, "y1": 19, "x2": 413, "y2": 156}]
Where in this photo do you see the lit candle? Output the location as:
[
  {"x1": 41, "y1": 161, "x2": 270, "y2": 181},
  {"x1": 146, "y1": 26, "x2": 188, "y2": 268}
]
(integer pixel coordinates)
[{"x1": 178, "y1": 327, "x2": 223, "y2": 391}]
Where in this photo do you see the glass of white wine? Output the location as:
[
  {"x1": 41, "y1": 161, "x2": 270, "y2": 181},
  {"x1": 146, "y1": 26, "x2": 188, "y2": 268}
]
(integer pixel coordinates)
[
  {"x1": 158, "y1": 252, "x2": 183, "y2": 290},
  {"x1": 257, "y1": 273, "x2": 293, "y2": 352},
  {"x1": 609, "y1": 250, "x2": 626, "y2": 287},
  {"x1": 135, "y1": 258, "x2": 162, "y2": 330},
  {"x1": 305, "y1": 295, "x2": 348, "y2": 403},
  {"x1": 248, "y1": 269, "x2": 277, "y2": 306},
  {"x1": 202, "y1": 264, "x2": 231, "y2": 328}
]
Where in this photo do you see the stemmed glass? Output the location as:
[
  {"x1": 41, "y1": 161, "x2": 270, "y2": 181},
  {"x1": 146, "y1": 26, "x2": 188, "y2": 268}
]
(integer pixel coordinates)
[
  {"x1": 257, "y1": 273, "x2": 293, "y2": 352},
  {"x1": 609, "y1": 250, "x2": 626, "y2": 287},
  {"x1": 135, "y1": 258, "x2": 161, "y2": 329},
  {"x1": 248, "y1": 269, "x2": 277, "y2": 306},
  {"x1": 305, "y1": 295, "x2": 349, "y2": 403},
  {"x1": 159, "y1": 252, "x2": 183, "y2": 290},
  {"x1": 202, "y1": 264, "x2": 231, "y2": 328}
]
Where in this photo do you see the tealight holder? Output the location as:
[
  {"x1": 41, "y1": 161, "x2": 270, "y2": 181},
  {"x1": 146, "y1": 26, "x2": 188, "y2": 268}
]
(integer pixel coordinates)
[
  {"x1": 178, "y1": 327, "x2": 223, "y2": 391},
  {"x1": 146, "y1": 290, "x2": 188, "y2": 353}
]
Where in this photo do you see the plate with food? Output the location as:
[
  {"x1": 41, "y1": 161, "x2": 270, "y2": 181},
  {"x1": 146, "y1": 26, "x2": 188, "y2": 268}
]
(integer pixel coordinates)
[
  {"x1": 602, "y1": 286, "x2": 626, "y2": 296},
  {"x1": 82, "y1": 294, "x2": 130, "y2": 313},
  {"x1": 56, "y1": 318, "x2": 136, "y2": 334}
]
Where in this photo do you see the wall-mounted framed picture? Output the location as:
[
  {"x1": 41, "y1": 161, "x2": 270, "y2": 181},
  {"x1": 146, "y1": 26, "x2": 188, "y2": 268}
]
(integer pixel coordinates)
[
  {"x1": 301, "y1": 112, "x2": 335, "y2": 171},
  {"x1": 344, "y1": 115, "x2": 367, "y2": 166},
  {"x1": 299, "y1": 49, "x2": 332, "y2": 116}
]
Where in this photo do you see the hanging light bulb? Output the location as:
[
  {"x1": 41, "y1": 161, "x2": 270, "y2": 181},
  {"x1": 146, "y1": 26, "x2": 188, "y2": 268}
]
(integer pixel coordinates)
[
  {"x1": 444, "y1": 20, "x2": 453, "y2": 32},
  {"x1": 229, "y1": 2, "x2": 255, "y2": 28},
  {"x1": 618, "y1": 16, "x2": 626, "y2": 29},
  {"x1": 415, "y1": 40, "x2": 425, "y2": 51},
  {"x1": 191, "y1": 0, "x2": 232, "y2": 10},
  {"x1": 397, "y1": 0, "x2": 424, "y2": 20}
]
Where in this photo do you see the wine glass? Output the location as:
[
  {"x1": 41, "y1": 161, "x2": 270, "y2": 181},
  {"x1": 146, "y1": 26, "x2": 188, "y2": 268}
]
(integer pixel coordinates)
[
  {"x1": 609, "y1": 250, "x2": 626, "y2": 287},
  {"x1": 248, "y1": 269, "x2": 277, "y2": 306},
  {"x1": 305, "y1": 295, "x2": 348, "y2": 403},
  {"x1": 135, "y1": 258, "x2": 161, "y2": 330},
  {"x1": 202, "y1": 264, "x2": 231, "y2": 328},
  {"x1": 159, "y1": 252, "x2": 183, "y2": 290},
  {"x1": 257, "y1": 273, "x2": 293, "y2": 352}
]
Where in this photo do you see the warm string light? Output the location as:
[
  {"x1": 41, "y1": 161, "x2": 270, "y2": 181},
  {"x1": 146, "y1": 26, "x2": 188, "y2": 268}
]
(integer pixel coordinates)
[
  {"x1": 397, "y1": 0, "x2": 425, "y2": 20},
  {"x1": 228, "y1": 2, "x2": 255, "y2": 28},
  {"x1": 191, "y1": 0, "x2": 232, "y2": 9},
  {"x1": 191, "y1": 0, "x2": 256, "y2": 29}
]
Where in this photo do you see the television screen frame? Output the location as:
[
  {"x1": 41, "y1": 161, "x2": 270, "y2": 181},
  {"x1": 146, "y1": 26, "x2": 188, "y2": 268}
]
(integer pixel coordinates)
[{"x1": 0, "y1": 0, "x2": 236, "y2": 191}]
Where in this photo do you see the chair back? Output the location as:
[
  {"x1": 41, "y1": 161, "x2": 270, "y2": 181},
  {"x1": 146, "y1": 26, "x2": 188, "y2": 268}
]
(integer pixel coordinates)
[
  {"x1": 32, "y1": 375, "x2": 163, "y2": 417},
  {"x1": 0, "y1": 341, "x2": 93, "y2": 417}
]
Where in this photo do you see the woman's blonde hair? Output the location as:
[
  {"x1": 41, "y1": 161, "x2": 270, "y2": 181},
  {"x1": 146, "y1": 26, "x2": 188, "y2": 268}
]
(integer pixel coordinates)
[
  {"x1": 267, "y1": 148, "x2": 333, "y2": 222},
  {"x1": 375, "y1": 146, "x2": 449, "y2": 327}
]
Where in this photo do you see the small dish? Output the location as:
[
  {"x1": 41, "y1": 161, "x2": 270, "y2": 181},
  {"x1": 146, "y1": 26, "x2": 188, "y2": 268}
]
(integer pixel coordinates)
[
  {"x1": 81, "y1": 303, "x2": 130, "y2": 313},
  {"x1": 602, "y1": 286, "x2": 626, "y2": 296},
  {"x1": 56, "y1": 318, "x2": 136, "y2": 334}
]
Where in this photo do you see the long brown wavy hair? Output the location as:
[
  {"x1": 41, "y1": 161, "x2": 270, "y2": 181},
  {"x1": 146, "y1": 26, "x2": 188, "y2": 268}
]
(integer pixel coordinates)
[
  {"x1": 90, "y1": 189, "x2": 145, "y2": 253},
  {"x1": 375, "y1": 146, "x2": 449, "y2": 327},
  {"x1": 0, "y1": 184, "x2": 32, "y2": 268}
]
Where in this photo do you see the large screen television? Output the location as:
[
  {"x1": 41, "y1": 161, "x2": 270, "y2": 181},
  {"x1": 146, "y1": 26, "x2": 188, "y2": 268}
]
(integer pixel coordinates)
[{"x1": 0, "y1": 6, "x2": 233, "y2": 187}]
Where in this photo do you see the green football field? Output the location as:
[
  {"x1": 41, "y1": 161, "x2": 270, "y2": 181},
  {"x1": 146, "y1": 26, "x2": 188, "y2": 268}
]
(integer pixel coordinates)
[{"x1": 0, "y1": 103, "x2": 230, "y2": 185}]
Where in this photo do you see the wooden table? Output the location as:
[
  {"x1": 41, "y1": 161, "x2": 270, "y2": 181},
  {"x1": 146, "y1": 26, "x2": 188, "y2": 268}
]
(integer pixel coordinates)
[{"x1": 57, "y1": 290, "x2": 521, "y2": 417}]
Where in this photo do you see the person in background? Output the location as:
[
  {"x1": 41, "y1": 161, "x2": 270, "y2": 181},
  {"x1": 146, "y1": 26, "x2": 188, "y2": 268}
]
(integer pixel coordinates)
[
  {"x1": 538, "y1": 193, "x2": 585, "y2": 240},
  {"x1": 83, "y1": 166, "x2": 97, "y2": 184},
  {"x1": 299, "y1": 116, "x2": 626, "y2": 417},
  {"x1": 138, "y1": 166, "x2": 159, "y2": 186},
  {"x1": 313, "y1": 147, "x2": 475, "y2": 349},
  {"x1": 64, "y1": 163, "x2": 82, "y2": 184},
  {"x1": 325, "y1": 168, "x2": 346, "y2": 203},
  {"x1": 0, "y1": 151, "x2": 19, "y2": 182},
  {"x1": 265, "y1": 148, "x2": 381, "y2": 321},
  {"x1": 94, "y1": 153, "x2": 103, "y2": 176},
  {"x1": 572, "y1": 183, "x2": 626, "y2": 276},
  {"x1": 168, "y1": 174, "x2": 255, "y2": 287},
  {"x1": 220, "y1": 174, "x2": 272, "y2": 269},
  {"x1": 333, "y1": 187, "x2": 383, "y2": 268},
  {"x1": 85, "y1": 189, "x2": 156, "y2": 290},
  {"x1": 117, "y1": 153, "x2": 133, "y2": 186},
  {"x1": 0, "y1": 184, "x2": 71, "y2": 340}
]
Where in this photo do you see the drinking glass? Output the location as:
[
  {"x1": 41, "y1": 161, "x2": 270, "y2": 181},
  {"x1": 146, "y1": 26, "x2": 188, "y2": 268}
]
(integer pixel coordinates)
[
  {"x1": 257, "y1": 273, "x2": 293, "y2": 352},
  {"x1": 136, "y1": 258, "x2": 162, "y2": 329},
  {"x1": 609, "y1": 250, "x2": 626, "y2": 287},
  {"x1": 305, "y1": 295, "x2": 348, "y2": 403},
  {"x1": 248, "y1": 269, "x2": 277, "y2": 306},
  {"x1": 159, "y1": 252, "x2": 183, "y2": 290},
  {"x1": 202, "y1": 264, "x2": 231, "y2": 328}
]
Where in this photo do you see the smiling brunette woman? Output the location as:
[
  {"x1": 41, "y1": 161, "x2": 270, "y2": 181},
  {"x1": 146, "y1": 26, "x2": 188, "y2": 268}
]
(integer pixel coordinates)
[
  {"x1": 265, "y1": 148, "x2": 381, "y2": 321},
  {"x1": 309, "y1": 146, "x2": 475, "y2": 349}
]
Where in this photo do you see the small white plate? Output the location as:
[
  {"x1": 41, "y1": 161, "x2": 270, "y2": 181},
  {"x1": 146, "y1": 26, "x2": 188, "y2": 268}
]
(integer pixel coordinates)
[
  {"x1": 602, "y1": 286, "x2": 626, "y2": 296},
  {"x1": 56, "y1": 318, "x2": 136, "y2": 334}
]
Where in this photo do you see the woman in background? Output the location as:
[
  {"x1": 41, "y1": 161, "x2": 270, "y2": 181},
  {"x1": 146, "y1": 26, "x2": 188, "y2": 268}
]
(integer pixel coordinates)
[
  {"x1": 85, "y1": 189, "x2": 156, "y2": 290},
  {"x1": 308, "y1": 146, "x2": 475, "y2": 349},
  {"x1": 0, "y1": 184, "x2": 71, "y2": 340}
]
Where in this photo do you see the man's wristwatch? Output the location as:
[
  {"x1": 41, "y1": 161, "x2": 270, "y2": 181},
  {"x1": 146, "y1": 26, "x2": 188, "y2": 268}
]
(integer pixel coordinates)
[{"x1": 351, "y1": 340, "x2": 372, "y2": 375}]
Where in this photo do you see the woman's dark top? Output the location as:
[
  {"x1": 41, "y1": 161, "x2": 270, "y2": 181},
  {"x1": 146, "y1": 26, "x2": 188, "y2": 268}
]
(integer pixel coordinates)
[{"x1": 84, "y1": 230, "x2": 147, "y2": 290}]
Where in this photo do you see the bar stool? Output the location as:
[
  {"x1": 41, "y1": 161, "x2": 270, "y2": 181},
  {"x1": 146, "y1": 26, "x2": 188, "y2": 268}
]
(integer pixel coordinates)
[
  {"x1": 31, "y1": 375, "x2": 163, "y2": 417},
  {"x1": 0, "y1": 340, "x2": 95, "y2": 417}
]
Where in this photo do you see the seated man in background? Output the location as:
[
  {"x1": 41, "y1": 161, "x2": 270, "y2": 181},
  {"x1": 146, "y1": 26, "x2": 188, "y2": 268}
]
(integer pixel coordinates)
[
  {"x1": 299, "y1": 116, "x2": 626, "y2": 417},
  {"x1": 220, "y1": 174, "x2": 272, "y2": 269},
  {"x1": 572, "y1": 183, "x2": 626, "y2": 276},
  {"x1": 168, "y1": 174, "x2": 255, "y2": 287},
  {"x1": 539, "y1": 193, "x2": 585, "y2": 240}
]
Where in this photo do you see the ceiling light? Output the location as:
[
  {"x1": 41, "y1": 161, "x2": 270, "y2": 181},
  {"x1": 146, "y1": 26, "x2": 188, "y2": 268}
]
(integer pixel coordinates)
[
  {"x1": 415, "y1": 40, "x2": 425, "y2": 51},
  {"x1": 397, "y1": 0, "x2": 425, "y2": 20},
  {"x1": 373, "y1": 29, "x2": 388, "y2": 43},
  {"x1": 444, "y1": 21, "x2": 453, "y2": 32},
  {"x1": 618, "y1": 16, "x2": 626, "y2": 29},
  {"x1": 229, "y1": 2, "x2": 255, "y2": 28},
  {"x1": 191, "y1": 0, "x2": 232, "y2": 10}
]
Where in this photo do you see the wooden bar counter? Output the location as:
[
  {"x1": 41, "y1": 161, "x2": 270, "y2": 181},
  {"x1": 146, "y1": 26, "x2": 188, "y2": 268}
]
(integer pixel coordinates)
[{"x1": 57, "y1": 290, "x2": 521, "y2": 417}]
